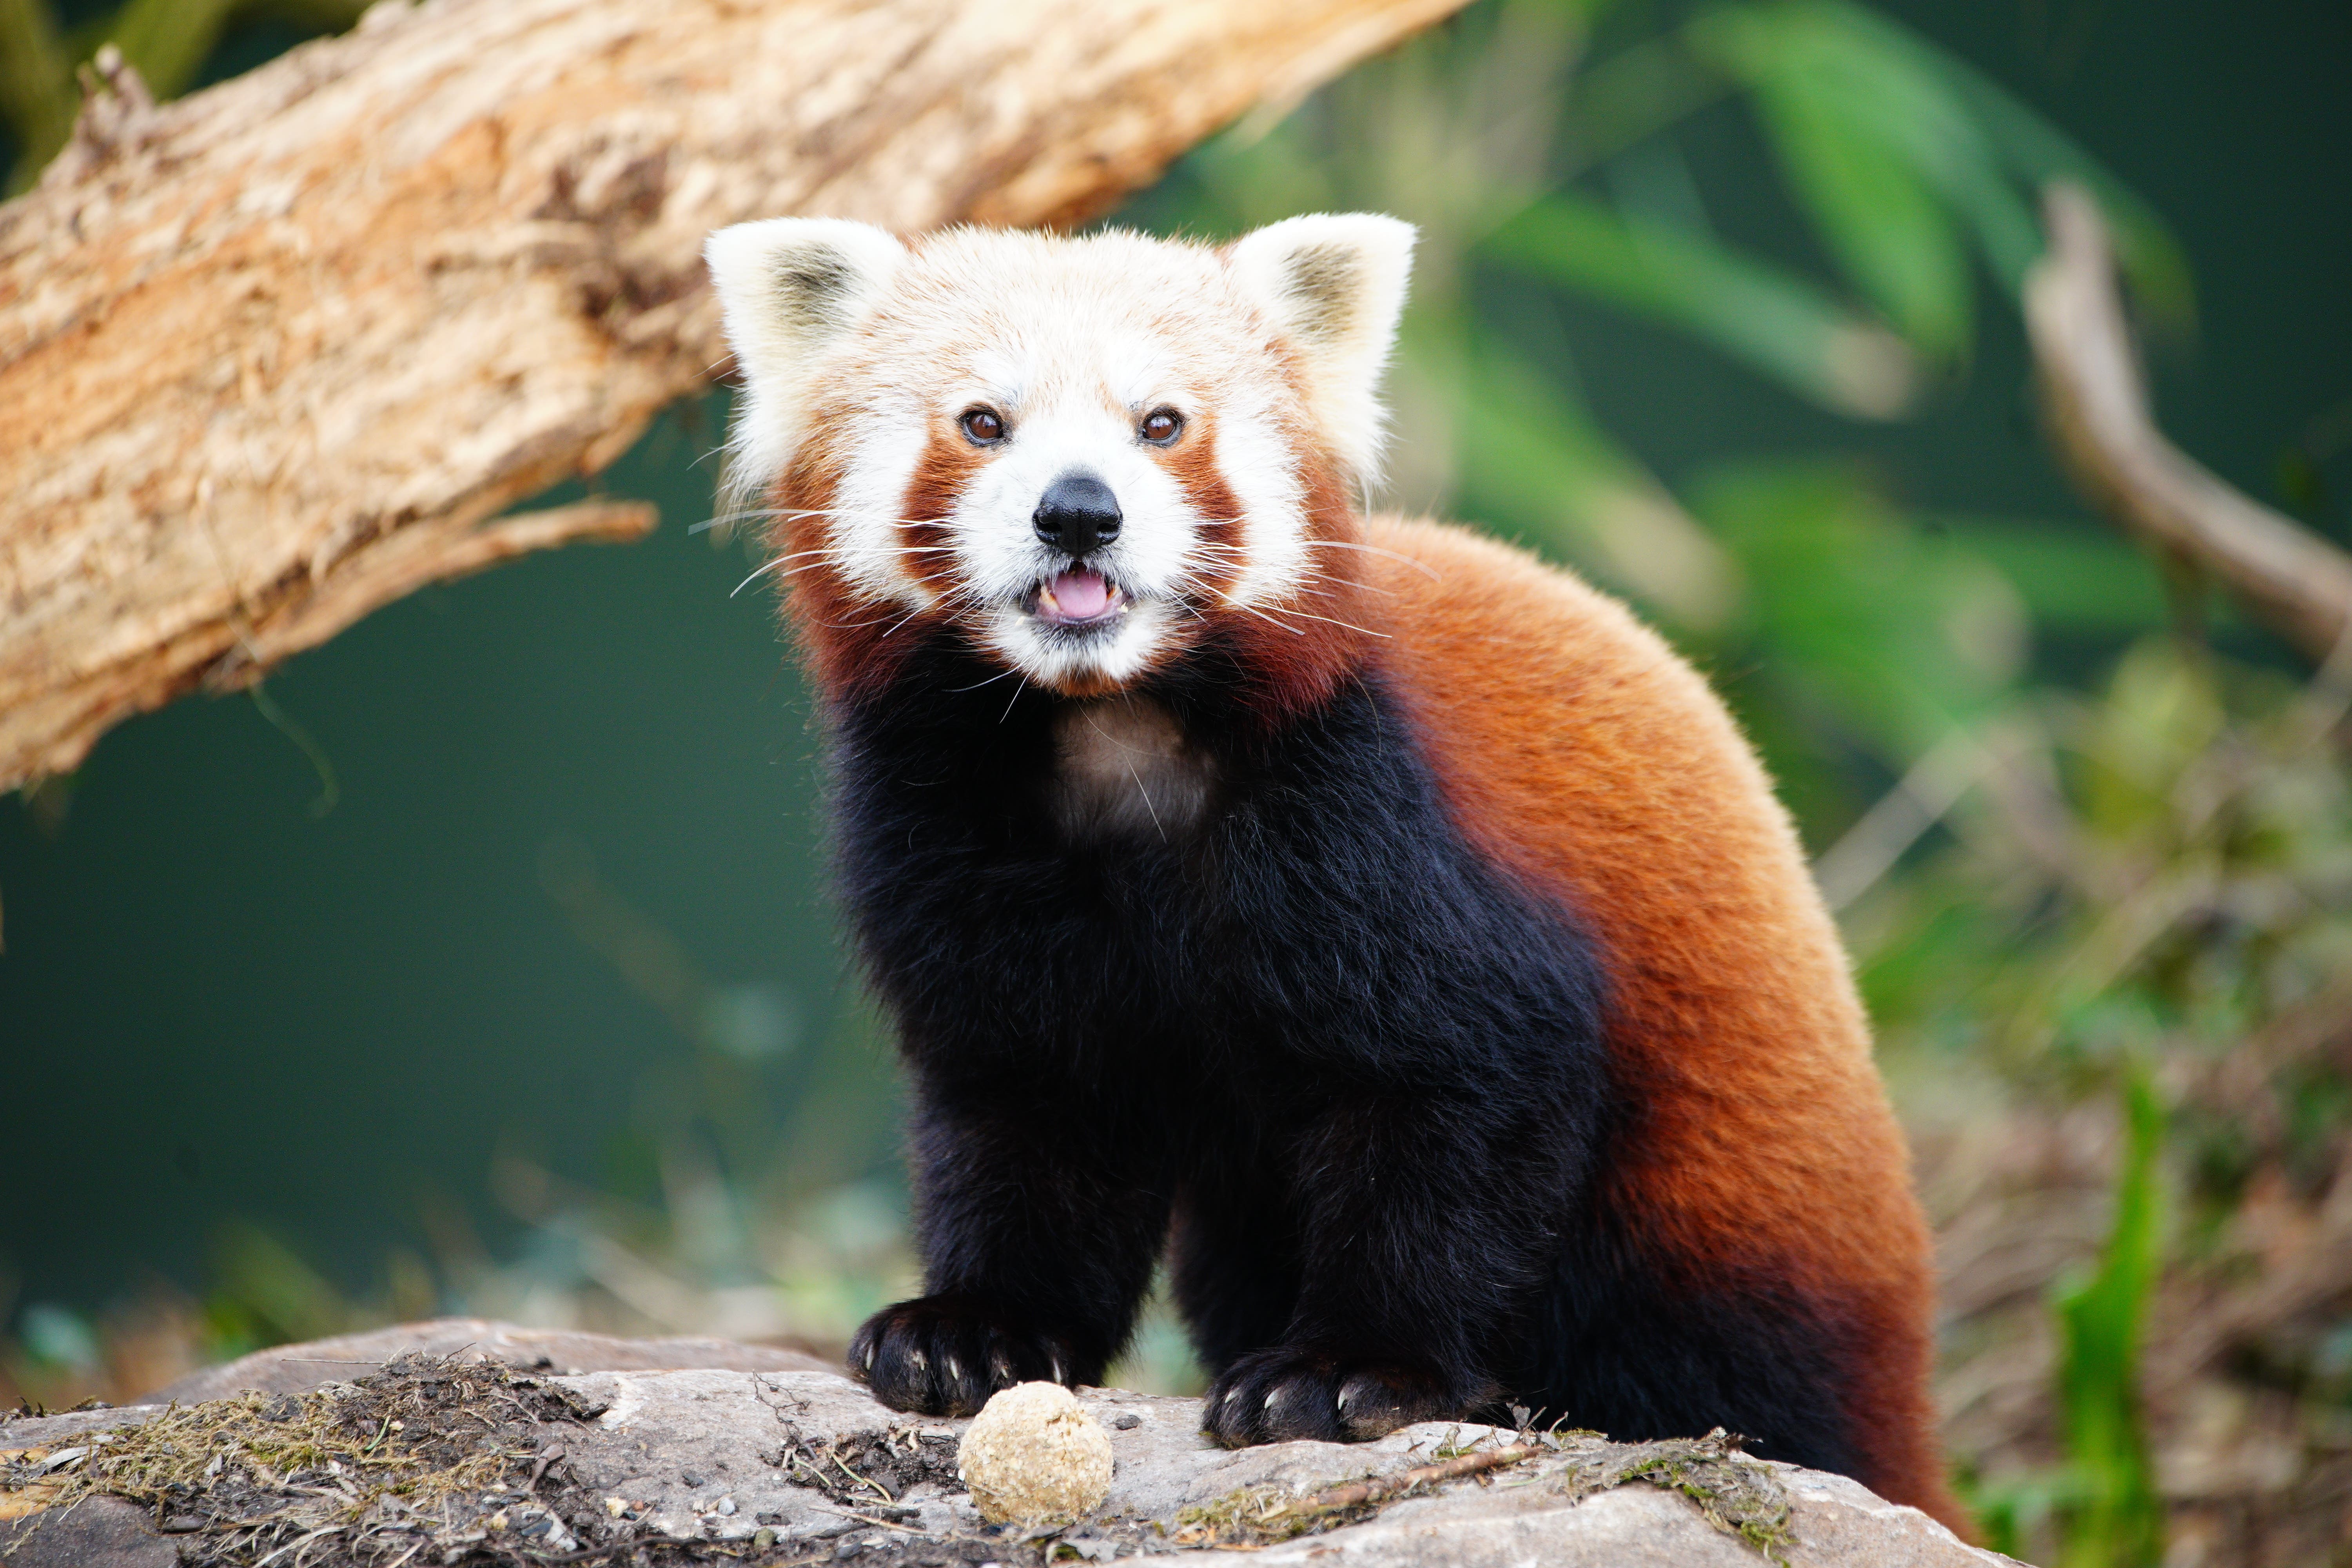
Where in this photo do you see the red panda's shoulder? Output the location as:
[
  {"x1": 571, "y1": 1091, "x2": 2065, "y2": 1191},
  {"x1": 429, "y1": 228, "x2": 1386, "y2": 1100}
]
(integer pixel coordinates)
[
  {"x1": 1361, "y1": 514, "x2": 1809, "y2": 919},
  {"x1": 1362, "y1": 515, "x2": 1922, "y2": 1279}
]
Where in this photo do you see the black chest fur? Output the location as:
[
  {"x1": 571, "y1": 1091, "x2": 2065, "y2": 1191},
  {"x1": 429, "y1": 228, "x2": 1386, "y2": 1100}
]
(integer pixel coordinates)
[{"x1": 829, "y1": 634, "x2": 1606, "y2": 1134}]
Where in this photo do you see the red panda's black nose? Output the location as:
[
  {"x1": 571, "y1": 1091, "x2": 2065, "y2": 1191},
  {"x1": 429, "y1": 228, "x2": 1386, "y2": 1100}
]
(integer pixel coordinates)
[{"x1": 1033, "y1": 472, "x2": 1122, "y2": 557}]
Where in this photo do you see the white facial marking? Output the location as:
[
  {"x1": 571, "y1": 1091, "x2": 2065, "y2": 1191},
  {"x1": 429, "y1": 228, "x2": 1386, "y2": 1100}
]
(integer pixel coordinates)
[
  {"x1": 950, "y1": 385, "x2": 1198, "y2": 687},
  {"x1": 706, "y1": 219, "x2": 1415, "y2": 691},
  {"x1": 1212, "y1": 395, "x2": 1310, "y2": 609},
  {"x1": 831, "y1": 388, "x2": 933, "y2": 608}
]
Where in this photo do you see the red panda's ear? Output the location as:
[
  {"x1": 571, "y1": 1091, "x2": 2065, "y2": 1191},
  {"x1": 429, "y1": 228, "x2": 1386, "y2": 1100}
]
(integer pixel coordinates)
[
  {"x1": 1230, "y1": 214, "x2": 1416, "y2": 486},
  {"x1": 705, "y1": 218, "x2": 907, "y2": 503}
]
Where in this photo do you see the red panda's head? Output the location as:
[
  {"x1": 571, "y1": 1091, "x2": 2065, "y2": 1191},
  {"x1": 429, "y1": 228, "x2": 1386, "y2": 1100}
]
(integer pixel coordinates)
[{"x1": 704, "y1": 216, "x2": 1414, "y2": 708}]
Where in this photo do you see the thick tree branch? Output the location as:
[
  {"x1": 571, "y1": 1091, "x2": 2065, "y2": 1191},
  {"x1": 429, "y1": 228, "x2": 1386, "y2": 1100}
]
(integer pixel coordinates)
[
  {"x1": 2025, "y1": 182, "x2": 2352, "y2": 664},
  {"x1": 0, "y1": 0, "x2": 1468, "y2": 790}
]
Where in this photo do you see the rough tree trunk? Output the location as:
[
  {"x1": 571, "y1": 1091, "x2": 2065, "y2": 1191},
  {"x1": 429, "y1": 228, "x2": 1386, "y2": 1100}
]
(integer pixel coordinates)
[{"x1": 0, "y1": 0, "x2": 1467, "y2": 789}]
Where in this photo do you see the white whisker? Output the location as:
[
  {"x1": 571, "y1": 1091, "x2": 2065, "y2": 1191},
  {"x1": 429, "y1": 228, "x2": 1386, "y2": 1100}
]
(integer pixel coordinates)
[
  {"x1": 1272, "y1": 607, "x2": 1388, "y2": 639},
  {"x1": 731, "y1": 550, "x2": 830, "y2": 597},
  {"x1": 1295, "y1": 539, "x2": 1442, "y2": 579},
  {"x1": 1126, "y1": 759, "x2": 1168, "y2": 844},
  {"x1": 1220, "y1": 598, "x2": 1309, "y2": 637}
]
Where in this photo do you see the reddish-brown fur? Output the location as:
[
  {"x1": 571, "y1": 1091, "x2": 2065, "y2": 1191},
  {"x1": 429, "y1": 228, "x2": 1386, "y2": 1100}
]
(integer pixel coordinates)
[
  {"x1": 1363, "y1": 516, "x2": 1958, "y2": 1530},
  {"x1": 1207, "y1": 457, "x2": 1370, "y2": 720},
  {"x1": 770, "y1": 415, "x2": 917, "y2": 704},
  {"x1": 1161, "y1": 416, "x2": 1248, "y2": 603},
  {"x1": 896, "y1": 429, "x2": 980, "y2": 600}
]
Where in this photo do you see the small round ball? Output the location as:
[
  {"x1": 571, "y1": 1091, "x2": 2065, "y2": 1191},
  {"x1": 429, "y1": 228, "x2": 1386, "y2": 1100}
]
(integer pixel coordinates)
[{"x1": 956, "y1": 1382, "x2": 1113, "y2": 1525}]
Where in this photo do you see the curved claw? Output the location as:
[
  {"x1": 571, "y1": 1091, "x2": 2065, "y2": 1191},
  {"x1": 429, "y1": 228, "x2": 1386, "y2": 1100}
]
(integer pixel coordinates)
[
  {"x1": 1201, "y1": 1348, "x2": 1482, "y2": 1447},
  {"x1": 848, "y1": 1295, "x2": 1075, "y2": 1417}
]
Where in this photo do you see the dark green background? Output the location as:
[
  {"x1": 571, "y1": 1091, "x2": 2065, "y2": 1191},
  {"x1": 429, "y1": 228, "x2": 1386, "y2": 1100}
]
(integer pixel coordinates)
[{"x1": 2, "y1": 0, "x2": 2346, "y2": 1316}]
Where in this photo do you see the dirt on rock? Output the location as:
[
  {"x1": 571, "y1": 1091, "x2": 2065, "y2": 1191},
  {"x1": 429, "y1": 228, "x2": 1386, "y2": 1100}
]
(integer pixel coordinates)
[{"x1": 4, "y1": 1352, "x2": 604, "y2": 1564}]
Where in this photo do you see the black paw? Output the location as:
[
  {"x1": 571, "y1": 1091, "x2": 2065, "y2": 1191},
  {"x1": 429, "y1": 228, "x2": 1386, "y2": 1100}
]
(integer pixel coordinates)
[
  {"x1": 848, "y1": 1295, "x2": 1075, "y2": 1417},
  {"x1": 1201, "y1": 1348, "x2": 1483, "y2": 1446}
]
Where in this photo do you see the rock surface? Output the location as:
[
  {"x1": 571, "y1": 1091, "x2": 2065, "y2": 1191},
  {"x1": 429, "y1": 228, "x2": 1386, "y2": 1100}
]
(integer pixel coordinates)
[
  {"x1": 0, "y1": 1320, "x2": 2025, "y2": 1566},
  {"x1": 142, "y1": 1316, "x2": 835, "y2": 1403}
]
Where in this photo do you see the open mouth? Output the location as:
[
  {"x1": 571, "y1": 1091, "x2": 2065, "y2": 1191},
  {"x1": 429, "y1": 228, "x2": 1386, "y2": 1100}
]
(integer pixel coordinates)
[{"x1": 1030, "y1": 567, "x2": 1129, "y2": 630}]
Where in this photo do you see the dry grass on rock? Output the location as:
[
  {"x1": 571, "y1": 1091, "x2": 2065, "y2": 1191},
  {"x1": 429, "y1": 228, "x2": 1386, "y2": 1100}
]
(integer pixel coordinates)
[{"x1": 2, "y1": 1352, "x2": 600, "y2": 1564}]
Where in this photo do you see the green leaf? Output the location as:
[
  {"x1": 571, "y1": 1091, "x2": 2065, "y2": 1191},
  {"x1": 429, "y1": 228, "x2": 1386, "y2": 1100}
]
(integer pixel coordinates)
[
  {"x1": 1452, "y1": 343, "x2": 1743, "y2": 632},
  {"x1": 1557, "y1": 32, "x2": 1732, "y2": 178},
  {"x1": 2051, "y1": 1076, "x2": 2167, "y2": 1568},
  {"x1": 1691, "y1": 2, "x2": 1980, "y2": 357},
  {"x1": 1693, "y1": 1, "x2": 2191, "y2": 338},
  {"x1": 0, "y1": 0, "x2": 77, "y2": 190},
  {"x1": 1782, "y1": 2, "x2": 2044, "y2": 294},
  {"x1": 1927, "y1": 518, "x2": 2180, "y2": 634},
  {"x1": 1769, "y1": 86, "x2": 1973, "y2": 358},
  {"x1": 1483, "y1": 191, "x2": 1917, "y2": 417},
  {"x1": 1811, "y1": 0, "x2": 2194, "y2": 333},
  {"x1": 103, "y1": 0, "x2": 245, "y2": 102},
  {"x1": 105, "y1": 0, "x2": 372, "y2": 102},
  {"x1": 1690, "y1": 460, "x2": 2022, "y2": 760}
]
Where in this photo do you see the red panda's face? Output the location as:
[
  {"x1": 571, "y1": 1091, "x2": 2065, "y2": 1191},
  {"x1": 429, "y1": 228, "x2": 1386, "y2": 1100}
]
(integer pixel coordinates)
[{"x1": 706, "y1": 218, "x2": 1414, "y2": 696}]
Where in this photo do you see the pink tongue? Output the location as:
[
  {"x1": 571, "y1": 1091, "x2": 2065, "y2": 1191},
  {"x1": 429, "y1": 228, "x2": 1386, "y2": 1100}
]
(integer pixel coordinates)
[{"x1": 1052, "y1": 568, "x2": 1110, "y2": 620}]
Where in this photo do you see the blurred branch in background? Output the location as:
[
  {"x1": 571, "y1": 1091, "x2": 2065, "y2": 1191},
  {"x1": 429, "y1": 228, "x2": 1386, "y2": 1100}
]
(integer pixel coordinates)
[{"x1": 2027, "y1": 183, "x2": 2352, "y2": 670}]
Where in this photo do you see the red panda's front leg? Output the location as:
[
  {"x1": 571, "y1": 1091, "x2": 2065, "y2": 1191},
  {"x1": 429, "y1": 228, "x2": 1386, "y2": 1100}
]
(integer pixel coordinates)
[
  {"x1": 850, "y1": 1084, "x2": 1169, "y2": 1417},
  {"x1": 1200, "y1": 1092, "x2": 1560, "y2": 1446}
]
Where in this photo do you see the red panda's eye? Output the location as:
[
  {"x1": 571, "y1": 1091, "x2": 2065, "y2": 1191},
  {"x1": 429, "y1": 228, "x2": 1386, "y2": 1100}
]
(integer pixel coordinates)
[
  {"x1": 1140, "y1": 408, "x2": 1183, "y2": 445},
  {"x1": 960, "y1": 408, "x2": 1005, "y2": 444}
]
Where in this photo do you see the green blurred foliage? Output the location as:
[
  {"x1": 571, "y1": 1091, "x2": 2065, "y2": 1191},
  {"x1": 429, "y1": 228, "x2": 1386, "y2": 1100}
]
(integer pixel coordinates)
[{"x1": 2052, "y1": 1079, "x2": 2167, "y2": 1568}]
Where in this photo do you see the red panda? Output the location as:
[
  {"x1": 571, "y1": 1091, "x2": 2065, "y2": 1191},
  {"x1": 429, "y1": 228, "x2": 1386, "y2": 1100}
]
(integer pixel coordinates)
[{"x1": 703, "y1": 213, "x2": 1961, "y2": 1530}]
